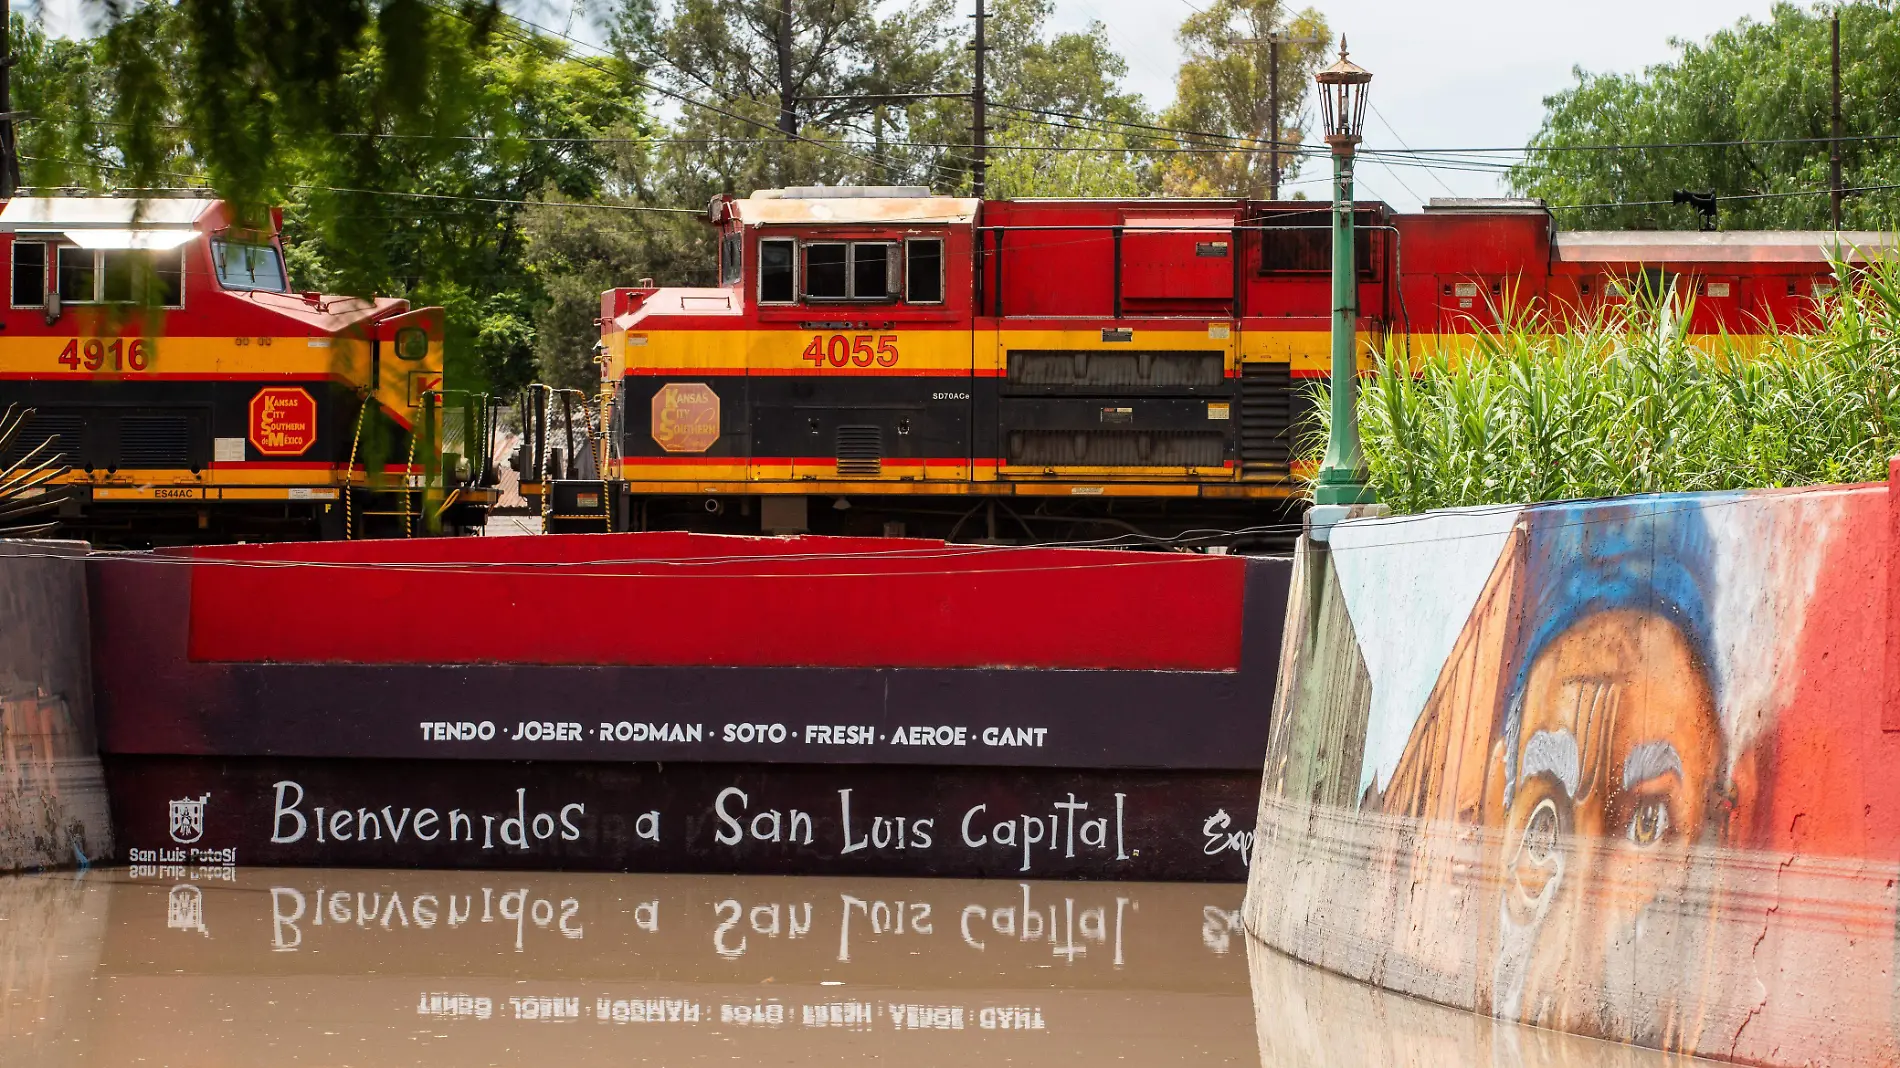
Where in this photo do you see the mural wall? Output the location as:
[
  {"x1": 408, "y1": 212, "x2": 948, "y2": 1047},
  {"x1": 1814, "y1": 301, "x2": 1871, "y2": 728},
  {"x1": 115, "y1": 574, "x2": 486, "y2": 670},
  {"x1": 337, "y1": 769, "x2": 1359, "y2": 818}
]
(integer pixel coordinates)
[{"x1": 1245, "y1": 481, "x2": 1900, "y2": 1067}]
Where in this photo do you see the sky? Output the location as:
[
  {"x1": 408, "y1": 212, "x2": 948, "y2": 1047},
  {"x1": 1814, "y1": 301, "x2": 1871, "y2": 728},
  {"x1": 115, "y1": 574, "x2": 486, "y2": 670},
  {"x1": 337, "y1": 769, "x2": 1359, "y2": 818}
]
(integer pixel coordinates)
[
  {"x1": 37, "y1": 0, "x2": 1787, "y2": 211},
  {"x1": 1046, "y1": 0, "x2": 1784, "y2": 210}
]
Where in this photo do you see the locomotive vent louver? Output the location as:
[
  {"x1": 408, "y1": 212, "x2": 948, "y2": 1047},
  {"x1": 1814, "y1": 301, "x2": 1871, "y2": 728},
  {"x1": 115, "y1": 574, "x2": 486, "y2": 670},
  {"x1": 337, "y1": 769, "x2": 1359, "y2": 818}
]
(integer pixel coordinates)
[
  {"x1": 1239, "y1": 362, "x2": 1297, "y2": 477},
  {"x1": 119, "y1": 414, "x2": 194, "y2": 468},
  {"x1": 835, "y1": 425, "x2": 883, "y2": 477},
  {"x1": 0, "y1": 411, "x2": 81, "y2": 467}
]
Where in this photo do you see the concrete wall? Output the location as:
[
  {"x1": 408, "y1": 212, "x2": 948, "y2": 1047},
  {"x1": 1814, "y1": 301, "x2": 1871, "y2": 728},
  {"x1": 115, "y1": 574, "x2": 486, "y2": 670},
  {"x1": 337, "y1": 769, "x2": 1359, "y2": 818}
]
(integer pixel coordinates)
[
  {"x1": 0, "y1": 540, "x2": 111, "y2": 870},
  {"x1": 1244, "y1": 479, "x2": 1900, "y2": 1066}
]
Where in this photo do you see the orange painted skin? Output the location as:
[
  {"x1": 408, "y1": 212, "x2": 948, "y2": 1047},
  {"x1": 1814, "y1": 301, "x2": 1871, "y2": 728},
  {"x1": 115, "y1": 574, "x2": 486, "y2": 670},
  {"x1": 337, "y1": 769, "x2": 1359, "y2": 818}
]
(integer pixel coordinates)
[{"x1": 1484, "y1": 609, "x2": 1723, "y2": 1039}]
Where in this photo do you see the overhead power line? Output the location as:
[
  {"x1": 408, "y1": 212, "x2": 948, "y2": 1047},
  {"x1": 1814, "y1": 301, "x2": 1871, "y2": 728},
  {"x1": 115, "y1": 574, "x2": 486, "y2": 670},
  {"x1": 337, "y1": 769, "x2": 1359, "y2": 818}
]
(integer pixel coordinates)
[
  {"x1": 1550, "y1": 182, "x2": 1900, "y2": 211},
  {"x1": 1394, "y1": 132, "x2": 1900, "y2": 155},
  {"x1": 18, "y1": 153, "x2": 706, "y2": 214}
]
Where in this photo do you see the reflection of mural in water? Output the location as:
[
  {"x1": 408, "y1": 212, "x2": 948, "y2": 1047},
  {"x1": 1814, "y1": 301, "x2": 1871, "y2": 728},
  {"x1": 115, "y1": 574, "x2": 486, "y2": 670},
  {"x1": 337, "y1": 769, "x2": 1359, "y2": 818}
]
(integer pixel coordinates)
[
  {"x1": 0, "y1": 546, "x2": 110, "y2": 872},
  {"x1": 1252, "y1": 484, "x2": 1900, "y2": 1065}
]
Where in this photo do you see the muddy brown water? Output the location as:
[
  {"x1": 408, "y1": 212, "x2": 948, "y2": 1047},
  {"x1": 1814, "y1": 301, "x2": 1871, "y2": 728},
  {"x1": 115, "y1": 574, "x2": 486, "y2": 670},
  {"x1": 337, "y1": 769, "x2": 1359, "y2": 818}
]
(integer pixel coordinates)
[{"x1": 0, "y1": 868, "x2": 1712, "y2": 1066}]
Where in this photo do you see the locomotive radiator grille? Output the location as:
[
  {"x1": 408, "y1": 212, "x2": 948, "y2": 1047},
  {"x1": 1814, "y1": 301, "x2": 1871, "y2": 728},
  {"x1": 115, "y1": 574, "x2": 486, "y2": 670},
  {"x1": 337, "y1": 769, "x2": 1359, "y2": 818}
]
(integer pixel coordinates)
[
  {"x1": 1, "y1": 411, "x2": 82, "y2": 467},
  {"x1": 119, "y1": 414, "x2": 195, "y2": 468},
  {"x1": 1007, "y1": 429, "x2": 1225, "y2": 468},
  {"x1": 1239, "y1": 362, "x2": 1299, "y2": 479},
  {"x1": 834, "y1": 425, "x2": 883, "y2": 477},
  {"x1": 1005, "y1": 350, "x2": 1224, "y2": 391}
]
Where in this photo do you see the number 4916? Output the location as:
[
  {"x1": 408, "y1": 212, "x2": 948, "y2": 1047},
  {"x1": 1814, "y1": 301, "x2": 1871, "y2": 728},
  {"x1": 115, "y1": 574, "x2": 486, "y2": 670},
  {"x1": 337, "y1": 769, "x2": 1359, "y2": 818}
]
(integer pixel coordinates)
[{"x1": 57, "y1": 338, "x2": 150, "y2": 372}]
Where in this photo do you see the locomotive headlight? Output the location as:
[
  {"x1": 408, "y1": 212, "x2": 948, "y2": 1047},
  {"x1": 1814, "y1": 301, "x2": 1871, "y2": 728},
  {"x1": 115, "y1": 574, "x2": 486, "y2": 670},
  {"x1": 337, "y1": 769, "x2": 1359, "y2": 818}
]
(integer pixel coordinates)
[{"x1": 395, "y1": 327, "x2": 430, "y2": 361}]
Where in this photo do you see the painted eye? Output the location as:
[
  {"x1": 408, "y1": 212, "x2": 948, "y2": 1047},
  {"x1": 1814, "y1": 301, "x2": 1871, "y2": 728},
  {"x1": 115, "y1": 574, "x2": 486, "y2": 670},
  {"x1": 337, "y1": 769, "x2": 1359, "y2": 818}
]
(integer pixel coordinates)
[
  {"x1": 1505, "y1": 794, "x2": 1568, "y2": 922},
  {"x1": 1522, "y1": 798, "x2": 1560, "y2": 864},
  {"x1": 1627, "y1": 799, "x2": 1670, "y2": 846}
]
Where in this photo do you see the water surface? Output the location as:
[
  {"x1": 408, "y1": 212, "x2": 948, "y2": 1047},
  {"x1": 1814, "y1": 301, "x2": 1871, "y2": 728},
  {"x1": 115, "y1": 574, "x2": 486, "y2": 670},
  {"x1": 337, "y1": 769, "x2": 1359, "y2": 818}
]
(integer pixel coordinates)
[{"x1": 0, "y1": 867, "x2": 1712, "y2": 1066}]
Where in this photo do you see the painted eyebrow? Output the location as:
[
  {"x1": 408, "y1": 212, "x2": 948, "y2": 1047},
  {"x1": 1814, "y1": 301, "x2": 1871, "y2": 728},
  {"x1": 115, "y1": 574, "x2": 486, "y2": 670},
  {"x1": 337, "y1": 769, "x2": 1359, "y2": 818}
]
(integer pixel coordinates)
[
  {"x1": 1518, "y1": 729, "x2": 1581, "y2": 798},
  {"x1": 1621, "y1": 740, "x2": 1684, "y2": 791}
]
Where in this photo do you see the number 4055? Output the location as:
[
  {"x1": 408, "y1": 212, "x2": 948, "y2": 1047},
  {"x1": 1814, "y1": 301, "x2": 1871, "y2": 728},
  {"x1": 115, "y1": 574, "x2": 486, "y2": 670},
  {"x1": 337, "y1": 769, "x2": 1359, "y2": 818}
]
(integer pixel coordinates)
[
  {"x1": 57, "y1": 338, "x2": 151, "y2": 371},
  {"x1": 801, "y1": 334, "x2": 898, "y2": 368}
]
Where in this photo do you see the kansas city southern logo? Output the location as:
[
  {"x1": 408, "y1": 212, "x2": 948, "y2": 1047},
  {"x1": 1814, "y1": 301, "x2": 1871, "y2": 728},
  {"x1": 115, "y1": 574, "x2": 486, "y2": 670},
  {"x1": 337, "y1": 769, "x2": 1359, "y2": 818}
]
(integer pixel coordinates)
[
  {"x1": 249, "y1": 387, "x2": 318, "y2": 456},
  {"x1": 169, "y1": 793, "x2": 211, "y2": 844},
  {"x1": 651, "y1": 382, "x2": 720, "y2": 453}
]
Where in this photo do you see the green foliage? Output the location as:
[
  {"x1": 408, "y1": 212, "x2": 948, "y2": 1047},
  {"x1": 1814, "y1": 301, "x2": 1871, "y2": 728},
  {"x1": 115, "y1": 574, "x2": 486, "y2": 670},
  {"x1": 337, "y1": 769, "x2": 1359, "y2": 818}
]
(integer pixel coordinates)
[
  {"x1": 1160, "y1": 0, "x2": 1328, "y2": 198},
  {"x1": 1304, "y1": 262, "x2": 1900, "y2": 514},
  {"x1": 18, "y1": 4, "x2": 649, "y2": 394},
  {"x1": 978, "y1": 0, "x2": 1153, "y2": 197},
  {"x1": 1512, "y1": 1, "x2": 1900, "y2": 229}
]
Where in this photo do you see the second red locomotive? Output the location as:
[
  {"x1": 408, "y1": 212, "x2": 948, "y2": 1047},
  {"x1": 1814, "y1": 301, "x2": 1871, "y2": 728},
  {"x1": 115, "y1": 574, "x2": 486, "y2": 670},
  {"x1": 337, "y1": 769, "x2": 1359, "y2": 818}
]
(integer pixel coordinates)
[{"x1": 586, "y1": 188, "x2": 1892, "y2": 542}]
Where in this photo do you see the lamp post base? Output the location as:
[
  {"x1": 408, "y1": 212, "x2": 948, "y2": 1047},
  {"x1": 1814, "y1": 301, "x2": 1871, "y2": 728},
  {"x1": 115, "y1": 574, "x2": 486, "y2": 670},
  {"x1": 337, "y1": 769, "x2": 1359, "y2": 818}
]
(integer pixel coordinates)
[{"x1": 1312, "y1": 477, "x2": 1377, "y2": 506}]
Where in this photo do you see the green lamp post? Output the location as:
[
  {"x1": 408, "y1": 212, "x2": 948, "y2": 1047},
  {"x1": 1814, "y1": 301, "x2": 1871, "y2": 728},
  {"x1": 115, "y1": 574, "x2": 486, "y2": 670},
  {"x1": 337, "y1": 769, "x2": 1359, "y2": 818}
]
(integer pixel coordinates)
[{"x1": 1311, "y1": 40, "x2": 1375, "y2": 507}]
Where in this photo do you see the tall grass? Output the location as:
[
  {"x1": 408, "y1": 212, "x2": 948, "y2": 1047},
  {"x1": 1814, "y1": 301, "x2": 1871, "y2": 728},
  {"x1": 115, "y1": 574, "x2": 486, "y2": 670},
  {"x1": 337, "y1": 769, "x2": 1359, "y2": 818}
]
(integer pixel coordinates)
[{"x1": 1303, "y1": 259, "x2": 1900, "y2": 515}]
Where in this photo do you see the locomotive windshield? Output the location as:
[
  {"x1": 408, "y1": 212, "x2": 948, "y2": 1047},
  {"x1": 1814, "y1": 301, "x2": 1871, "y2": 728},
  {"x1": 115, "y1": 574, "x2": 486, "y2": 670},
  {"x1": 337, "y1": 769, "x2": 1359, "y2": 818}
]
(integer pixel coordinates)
[{"x1": 212, "y1": 239, "x2": 288, "y2": 292}]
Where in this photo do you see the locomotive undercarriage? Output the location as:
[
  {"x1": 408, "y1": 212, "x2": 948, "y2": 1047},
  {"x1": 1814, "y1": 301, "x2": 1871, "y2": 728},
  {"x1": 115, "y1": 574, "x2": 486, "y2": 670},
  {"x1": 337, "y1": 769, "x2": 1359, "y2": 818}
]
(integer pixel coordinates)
[
  {"x1": 47, "y1": 488, "x2": 490, "y2": 548},
  {"x1": 549, "y1": 485, "x2": 1305, "y2": 552}
]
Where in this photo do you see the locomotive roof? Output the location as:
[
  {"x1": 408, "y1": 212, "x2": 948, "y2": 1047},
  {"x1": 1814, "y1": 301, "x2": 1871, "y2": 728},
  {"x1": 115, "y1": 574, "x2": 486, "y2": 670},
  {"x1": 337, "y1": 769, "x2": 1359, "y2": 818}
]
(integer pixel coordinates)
[
  {"x1": 0, "y1": 196, "x2": 227, "y2": 250},
  {"x1": 733, "y1": 188, "x2": 979, "y2": 226},
  {"x1": 1555, "y1": 230, "x2": 1897, "y2": 264}
]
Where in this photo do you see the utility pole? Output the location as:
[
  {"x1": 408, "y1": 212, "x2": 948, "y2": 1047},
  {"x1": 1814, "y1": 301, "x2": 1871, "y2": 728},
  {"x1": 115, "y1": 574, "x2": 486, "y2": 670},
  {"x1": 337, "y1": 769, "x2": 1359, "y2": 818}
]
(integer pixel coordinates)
[
  {"x1": 1268, "y1": 37, "x2": 1279, "y2": 199},
  {"x1": 776, "y1": 0, "x2": 796, "y2": 139},
  {"x1": 0, "y1": 0, "x2": 19, "y2": 199},
  {"x1": 971, "y1": 0, "x2": 988, "y2": 197},
  {"x1": 1830, "y1": 10, "x2": 1842, "y2": 230},
  {"x1": 1262, "y1": 32, "x2": 1316, "y2": 201}
]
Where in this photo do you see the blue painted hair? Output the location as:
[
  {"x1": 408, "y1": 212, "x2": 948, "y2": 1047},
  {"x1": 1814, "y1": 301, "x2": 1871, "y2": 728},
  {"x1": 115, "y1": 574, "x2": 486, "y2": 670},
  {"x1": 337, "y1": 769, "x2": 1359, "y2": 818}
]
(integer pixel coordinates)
[{"x1": 1499, "y1": 494, "x2": 1722, "y2": 806}]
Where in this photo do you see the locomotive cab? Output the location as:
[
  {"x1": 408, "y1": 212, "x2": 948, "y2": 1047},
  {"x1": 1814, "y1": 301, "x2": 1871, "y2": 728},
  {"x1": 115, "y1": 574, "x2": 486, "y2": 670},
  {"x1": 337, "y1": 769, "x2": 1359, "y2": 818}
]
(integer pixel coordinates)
[{"x1": 0, "y1": 192, "x2": 494, "y2": 545}]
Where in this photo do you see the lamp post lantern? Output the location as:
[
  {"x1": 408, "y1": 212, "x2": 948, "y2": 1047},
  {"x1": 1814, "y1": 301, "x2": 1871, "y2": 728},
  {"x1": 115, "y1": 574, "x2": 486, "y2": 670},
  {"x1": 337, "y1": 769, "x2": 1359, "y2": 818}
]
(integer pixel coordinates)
[{"x1": 1312, "y1": 40, "x2": 1375, "y2": 506}]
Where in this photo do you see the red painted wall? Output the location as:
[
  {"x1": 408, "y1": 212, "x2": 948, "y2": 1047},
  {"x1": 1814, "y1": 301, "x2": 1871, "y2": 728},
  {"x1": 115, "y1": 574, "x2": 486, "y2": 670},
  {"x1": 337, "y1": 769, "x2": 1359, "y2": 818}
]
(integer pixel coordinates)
[{"x1": 180, "y1": 533, "x2": 1246, "y2": 671}]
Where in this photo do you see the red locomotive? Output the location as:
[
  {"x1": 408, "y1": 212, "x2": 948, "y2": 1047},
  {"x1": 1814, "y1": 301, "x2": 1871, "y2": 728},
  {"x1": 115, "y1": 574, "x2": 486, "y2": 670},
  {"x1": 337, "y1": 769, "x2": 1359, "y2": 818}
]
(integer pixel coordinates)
[
  {"x1": 562, "y1": 188, "x2": 1887, "y2": 544},
  {"x1": 0, "y1": 193, "x2": 497, "y2": 545}
]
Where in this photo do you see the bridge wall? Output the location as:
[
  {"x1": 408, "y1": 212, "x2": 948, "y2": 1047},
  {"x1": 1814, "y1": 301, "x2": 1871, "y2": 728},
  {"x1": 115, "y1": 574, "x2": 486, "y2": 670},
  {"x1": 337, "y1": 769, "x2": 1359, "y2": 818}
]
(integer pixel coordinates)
[
  {"x1": 0, "y1": 540, "x2": 111, "y2": 870},
  {"x1": 1243, "y1": 477, "x2": 1900, "y2": 1066}
]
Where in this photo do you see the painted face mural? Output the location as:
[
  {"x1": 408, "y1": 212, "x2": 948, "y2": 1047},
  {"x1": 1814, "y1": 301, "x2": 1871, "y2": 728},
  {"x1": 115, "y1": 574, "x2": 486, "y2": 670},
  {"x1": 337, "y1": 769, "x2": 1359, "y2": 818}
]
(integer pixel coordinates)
[
  {"x1": 1301, "y1": 485, "x2": 1871, "y2": 1063},
  {"x1": 1483, "y1": 503, "x2": 1724, "y2": 1035}
]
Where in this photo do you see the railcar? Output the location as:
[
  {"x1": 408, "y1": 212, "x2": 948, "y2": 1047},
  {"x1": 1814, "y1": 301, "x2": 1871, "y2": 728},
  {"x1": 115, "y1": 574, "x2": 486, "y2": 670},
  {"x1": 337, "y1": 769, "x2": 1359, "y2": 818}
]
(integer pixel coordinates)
[
  {"x1": 567, "y1": 188, "x2": 1889, "y2": 543},
  {"x1": 0, "y1": 192, "x2": 498, "y2": 546}
]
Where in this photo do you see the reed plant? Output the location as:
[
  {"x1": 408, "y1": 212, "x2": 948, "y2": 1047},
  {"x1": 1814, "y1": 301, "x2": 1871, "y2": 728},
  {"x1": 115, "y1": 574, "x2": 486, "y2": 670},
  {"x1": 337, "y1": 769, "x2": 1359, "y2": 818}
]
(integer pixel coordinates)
[{"x1": 1302, "y1": 258, "x2": 1900, "y2": 515}]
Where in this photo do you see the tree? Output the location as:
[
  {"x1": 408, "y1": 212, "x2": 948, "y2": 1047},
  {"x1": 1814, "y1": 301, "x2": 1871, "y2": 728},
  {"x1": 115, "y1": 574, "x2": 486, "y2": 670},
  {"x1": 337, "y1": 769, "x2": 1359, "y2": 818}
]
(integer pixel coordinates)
[
  {"x1": 35, "y1": 2, "x2": 652, "y2": 394},
  {"x1": 616, "y1": 0, "x2": 955, "y2": 192},
  {"x1": 1510, "y1": 2, "x2": 1900, "y2": 230},
  {"x1": 280, "y1": 19, "x2": 649, "y2": 391},
  {"x1": 520, "y1": 136, "x2": 712, "y2": 391},
  {"x1": 900, "y1": 0, "x2": 1156, "y2": 196},
  {"x1": 978, "y1": 0, "x2": 1153, "y2": 197},
  {"x1": 1158, "y1": 0, "x2": 1330, "y2": 199}
]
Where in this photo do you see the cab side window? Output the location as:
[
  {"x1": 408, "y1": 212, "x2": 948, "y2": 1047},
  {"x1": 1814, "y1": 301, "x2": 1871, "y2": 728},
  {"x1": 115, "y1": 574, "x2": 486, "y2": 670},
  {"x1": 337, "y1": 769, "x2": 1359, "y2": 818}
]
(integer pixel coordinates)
[
  {"x1": 52, "y1": 247, "x2": 185, "y2": 307},
  {"x1": 905, "y1": 238, "x2": 943, "y2": 304},
  {"x1": 720, "y1": 231, "x2": 742, "y2": 287},
  {"x1": 805, "y1": 242, "x2": 848, "y2": 299},
  {"x1": 102, "y1": 250, "x2": 184, "y2": 306},
  {"x1": 56, "y1": 246, "x2": 96, "y2": 303},
  {"x1": 10, "y1": 241, "x2": 43, "y2": 307},
  {"x1": 805, "y1": 241, "x2": 896, "y2": 302},
  {"x1": 758, "y1": 238, "x2": 796, "y2": 304},
  {"x1": 852, "y1": 242, "x2": 896, "y2": 299}
]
